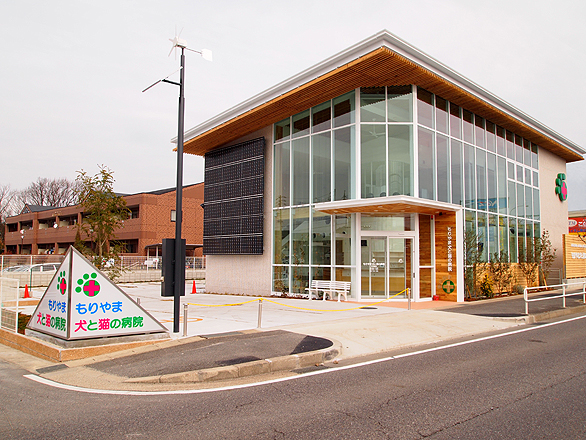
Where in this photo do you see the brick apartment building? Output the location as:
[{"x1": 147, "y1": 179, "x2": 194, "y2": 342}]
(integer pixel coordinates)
[{"x1": 3, "y1": 183, "x2": 204, "y2": 256}]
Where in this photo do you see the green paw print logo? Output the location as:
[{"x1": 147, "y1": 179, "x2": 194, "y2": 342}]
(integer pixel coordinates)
[
  {"x1": 57, "y1": 271, "x2": 67, "y2": 295},
  {"x1": 555, "y1": 173, "x2": 567, "y2": 202},
  {"x1": 75, "y1": 272, "x2": 100, "y2": 297}
]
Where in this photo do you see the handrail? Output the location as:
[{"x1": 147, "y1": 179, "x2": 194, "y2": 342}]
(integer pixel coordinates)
[{"x1": 524, "y1": 281, "x2": 586, "y2": 315}]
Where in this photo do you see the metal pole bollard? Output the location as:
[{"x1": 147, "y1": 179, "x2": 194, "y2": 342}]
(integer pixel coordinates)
[
  {"x1": 524, "y1": 287, "x2": 529, "y2": 315},
  {"x1": 257, "y1": 298, "x2": 263, "y2": 329},
  {"x1": 183, "y1": 303, "x2": 188, "y2": 337},
  {"x1": 407, "y1": 288, "x2": 411, "y2": 310},
  {"x1": 563, "y1": 285, "x2": 566, "y2": 308},
  {"x1": 583, "y1": 282, "x2": 585, "y2": 305},
  {"x1": 137, "y1": 297, "x2": 140, "y2": 306}
]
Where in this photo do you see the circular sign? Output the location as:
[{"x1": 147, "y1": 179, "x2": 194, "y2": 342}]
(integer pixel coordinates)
[{"x1": 442, "y1": 279, "x2": 455, "y2": 294}]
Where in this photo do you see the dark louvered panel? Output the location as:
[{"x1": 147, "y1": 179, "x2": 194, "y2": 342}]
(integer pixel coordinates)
[{"x1": 203, "y1": 137, "x2": 265, "y2": 255}]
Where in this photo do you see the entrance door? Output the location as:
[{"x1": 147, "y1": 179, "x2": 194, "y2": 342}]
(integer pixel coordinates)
[{"x1": 361, "y1": 237, "x2": 412, "y2": 299}]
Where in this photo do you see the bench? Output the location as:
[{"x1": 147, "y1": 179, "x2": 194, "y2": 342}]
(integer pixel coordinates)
[{"x1": 306, "y1": 280, "x2": 351, "y2": 302}]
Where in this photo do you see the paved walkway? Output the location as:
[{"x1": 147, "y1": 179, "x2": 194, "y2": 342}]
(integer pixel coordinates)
[{"x1": 4, "y1": 282, "x2": 585, "y2": 391}]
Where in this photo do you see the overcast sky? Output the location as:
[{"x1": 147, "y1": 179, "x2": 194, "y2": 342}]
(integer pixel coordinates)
[{"x1": 1, "y1": 0, "x2": 585, "y2": 209}]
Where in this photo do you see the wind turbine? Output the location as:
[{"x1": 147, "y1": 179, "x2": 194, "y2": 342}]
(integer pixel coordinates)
[{"x1": 143, "y1": 31, "x2": 212, "y2": 333}]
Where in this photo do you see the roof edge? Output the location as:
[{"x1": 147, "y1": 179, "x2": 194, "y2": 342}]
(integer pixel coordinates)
[{"x1": 178, "y1": 30, "x2": 585, "y2": 158}]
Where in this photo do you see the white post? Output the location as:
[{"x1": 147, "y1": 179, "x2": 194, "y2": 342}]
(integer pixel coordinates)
[
  {"x1": 183, "y1": 303, "x2": 188, "y2": 337},
  {"x1": 257, "y1": 298, "x2": 263, "y2": 329}
]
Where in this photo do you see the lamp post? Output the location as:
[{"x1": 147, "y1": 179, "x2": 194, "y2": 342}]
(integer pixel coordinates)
[
  {"x1": 20, "y1": 229, "x2": 24, "y2": 254},
  {"x1": 143, "y1": 35, "x2": 212, "y2": 333}
]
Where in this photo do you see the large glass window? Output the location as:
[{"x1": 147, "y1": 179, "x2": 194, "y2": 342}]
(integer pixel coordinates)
[
  {"x1": 486, "y1": 121, "x2": 496, "y2": 153},
  {"x1": 333, "y1": 91, "x2": 355, "y2": 128},
  {"x1": 360, "y1": 87, "x2": 386, "y2": 123},
  {"x1": 487, "y1": 153, "x2": 497, "y2": 213},
  {"x1": 449, "y1": 103, "x2": 462, "y2": 139},
  {"x1": 333, "y1": 127, "x2": 354, "y2": 201},
  {"x1": 498, "y1": 216, "x2": 508, "y2": 257},
  {"x1": 312, "y1": 209, "x2": 331, "y2": 266},
  {"x1": 312, "y1": 101, "x2": 331, "y2": 133},
  {"x1": 387, "y1": 86, "x2": 412, "y2": 122},
  {"x1": 509, "y1": 217, "x2": 517, "y2": 262},
  {"x1": 292, "y1": 137, "x2": 310, "y2": 205},
  {"x1": 463, "y1": 110, "x2": 474, "y2": 144},
  {"x1": 418, "y1": 127, "x2": 435, "y2": 200},
  {"x1": 507, "y1": 180, "x2": 516, "y2": 216},
  {"x1": 417, "y1": 88, "x2": 433, "y2": 129},
  {"x1": 273, "y1": 141, "x2": 290, "y2": 207},
  {"x1": 388, "y1": 125, "x2": 412, "y2": 196},
  {"x1": 476, "y1": 149, "x2": 487, "y2": 211},
  {"x1": 292, "y1": 110, "x2": 310, "y2": 138},
  {"x1": 451, "y1": 140, "x2": 463, "y2": 206},
  {"x1": 335, "y1": 215, "x2": 352, "y2": 266},
  {"x1": 497, "y1": 156, "x2": 507, "y2": 215},
  {"x1": 275, "y1": 118, "x2": 290, "y2": 142},
  {"x1": 312, "y1": 132, "x2": 331, "y2": 203},
  {"x1": 437, "y1": 134, "x2": 449, "y2": 203},
  {"x1": 488, "y1": 213, "x2": 498, "y2": 259},
  {"x1": 361, "y1": 125, "x2": 386, "y2": 198},
  {"x1": 474, "y1": 116, "x2": 485, "y2": 149},
  {"x1": 273, "y1": 209, "x2": 290, "y2": 265},
  {"x1": 464, "y1": 143, "x2": 475, "y2": 209},
  {"x1": 496, "y1": 126, "x2": 505, "y2": 156},
  {"x1": 435, "y1": 96, "x2": 448, "y2": 134},
  {"x1": 291, "y1": 207, "x2": 309, "y2": 265},
  {"x1": 516, "y1": 182, "x2": 525, "y2": 219}
]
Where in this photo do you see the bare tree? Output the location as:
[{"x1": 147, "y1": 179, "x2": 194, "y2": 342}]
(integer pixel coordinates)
[
  {"x1": 0, "y1": 184, "x2": 17, "y2": 252},
  {"x1": 17, "y1": 177, "x2": 80, "y2": 208},
  {"x1": 0, "y1": 184, "x2": 16, "y2": 221}
]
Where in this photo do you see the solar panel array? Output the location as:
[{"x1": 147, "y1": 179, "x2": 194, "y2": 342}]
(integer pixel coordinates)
[{"x1": 203, "y1": 138, "x2": 265, "y2": 254}]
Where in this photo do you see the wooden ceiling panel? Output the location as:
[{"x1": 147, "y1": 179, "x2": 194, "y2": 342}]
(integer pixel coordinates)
[{"x1": 184, "y1": 48, "x2": 582, "y2": 162}]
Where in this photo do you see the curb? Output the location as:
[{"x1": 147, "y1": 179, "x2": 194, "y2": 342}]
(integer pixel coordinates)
[
  {"x1": 489, "y1": 304, "x2": 586, "y2": 324},
  {"x1": 124, "y1": 338, "x2": 342, "y2": 384}
]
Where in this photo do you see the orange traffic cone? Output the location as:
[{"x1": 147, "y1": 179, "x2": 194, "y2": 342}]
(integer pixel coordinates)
[
  {"x1": 191, "y1": 280, "x2": 197, "y2": 294},
  {"x1": 24, "y1": 284, "x2": 31, "y2": 299}
]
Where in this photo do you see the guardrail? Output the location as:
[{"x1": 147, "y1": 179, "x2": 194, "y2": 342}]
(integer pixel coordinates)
[{"x1": 524, "y1": 282, "x2": 586, "y2": 315}]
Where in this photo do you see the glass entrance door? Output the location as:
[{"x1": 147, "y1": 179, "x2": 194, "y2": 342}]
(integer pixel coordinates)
[
  {"x1": 361, "y1": 236, "x2": 412, "y2": 298},
  {"x1": 361, "y1": 237, "x2": 386, "y2": 297}
]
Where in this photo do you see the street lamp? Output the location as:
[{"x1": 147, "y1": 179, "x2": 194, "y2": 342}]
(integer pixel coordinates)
[
  {"x1": 20, "y1": 229, "x2": 24, "y2": 254},
  {"x1": 143, "y1": 33, "x2": 212, "y2": 333}
]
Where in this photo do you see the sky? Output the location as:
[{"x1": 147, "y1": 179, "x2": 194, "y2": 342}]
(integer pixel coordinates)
[{"x1": 1, "y1": 0, "x2": 585, "y2": 209}]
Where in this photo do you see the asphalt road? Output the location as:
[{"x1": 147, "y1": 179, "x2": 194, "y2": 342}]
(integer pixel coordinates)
[{"x1": 1, "y1": 315, "x2": 585, "y2": 439}]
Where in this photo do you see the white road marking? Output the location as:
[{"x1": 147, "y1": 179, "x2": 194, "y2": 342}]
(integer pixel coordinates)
[{"x1": 24, "y1": 314, "x2": 586, "y2": 396}]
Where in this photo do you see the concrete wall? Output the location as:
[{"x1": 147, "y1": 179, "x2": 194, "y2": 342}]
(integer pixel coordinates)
[
  {"x1": 539, "y1": 147, "x2": 568, "y2": 274},
  {"x1": 205, "y1": 126, "x2": 274, "y2": 296}
]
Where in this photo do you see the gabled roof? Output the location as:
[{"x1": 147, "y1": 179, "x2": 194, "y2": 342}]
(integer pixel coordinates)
[
  {"x1": 21, "y1": 204, "x2": 58, "y2": 214},
  {"x1": 182, "y1": 30, "x2": 584, "y2": 162}
]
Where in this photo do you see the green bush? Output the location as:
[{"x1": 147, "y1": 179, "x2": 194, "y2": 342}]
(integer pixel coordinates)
[{"x1": 479, "y1": 274, "x2": 494, "y2": 298}]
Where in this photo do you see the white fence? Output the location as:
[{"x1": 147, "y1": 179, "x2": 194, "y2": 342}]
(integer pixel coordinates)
[
  {"x1": 524, "y1": 281, "x2": 586, "y2": 315},
  {"x1": 0, "y1": 277, "x2": 20, "y2": 333},
  {"x1": 0, "y1": 254, "x2": 206, "y2": 286}
]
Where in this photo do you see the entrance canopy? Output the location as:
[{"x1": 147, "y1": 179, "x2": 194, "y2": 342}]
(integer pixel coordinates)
[{"x1": 314, "y1": 195, "x2": 461, "y2": 216}]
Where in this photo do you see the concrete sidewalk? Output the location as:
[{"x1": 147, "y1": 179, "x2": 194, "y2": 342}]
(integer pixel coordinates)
[{"x1": 4, "y1": 282, "x2": 586, "y2": 391}]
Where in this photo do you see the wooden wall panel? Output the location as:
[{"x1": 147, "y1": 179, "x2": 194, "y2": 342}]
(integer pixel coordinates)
[
  {"x1": 564, "y1": 235, "x2": 586, "y2": 279},
  {"x1": 434, "y1": 212, "x2": 458, "y2": 301}
]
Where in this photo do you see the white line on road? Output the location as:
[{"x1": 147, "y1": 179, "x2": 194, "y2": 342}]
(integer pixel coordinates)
[{"x1": 24, "y1": 314, "x2": 586, "y2": 396}]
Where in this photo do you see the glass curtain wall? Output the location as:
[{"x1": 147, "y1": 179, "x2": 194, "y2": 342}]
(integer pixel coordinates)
[
  {"x1": 273, "y1": 86, "x2": 542, "y2": 294},
  {"x1": 273, "y1": 91, "x2": 356, "y2": 294},
  {"x1": 416, "y1": 87, "x2": 541, "y2": 263}
]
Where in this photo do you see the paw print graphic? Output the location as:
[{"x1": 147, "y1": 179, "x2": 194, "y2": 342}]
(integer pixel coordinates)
[
  {"x1": 57, "y1": 271, "x2": 67, "y2": 295},
  {"x1": 75, "y1": 272, "x2": 100, "y2": 297}
]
